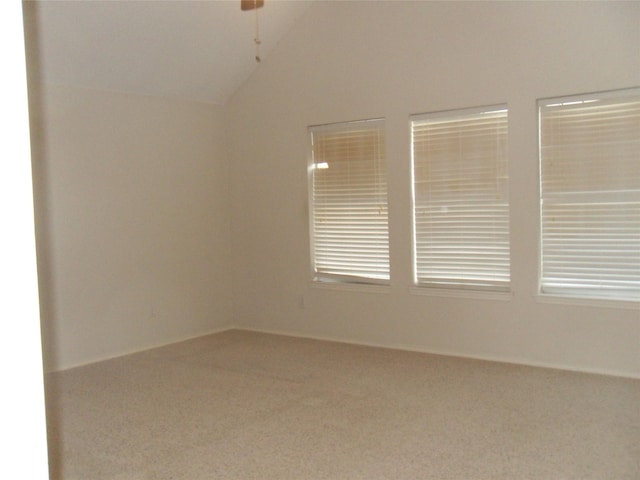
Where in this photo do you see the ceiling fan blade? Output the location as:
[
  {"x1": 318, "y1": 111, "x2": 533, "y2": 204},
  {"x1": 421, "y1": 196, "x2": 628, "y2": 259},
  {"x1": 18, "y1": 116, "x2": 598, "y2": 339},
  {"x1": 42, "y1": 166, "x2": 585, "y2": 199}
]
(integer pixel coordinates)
[{"x1": 241, "y1": 0, "x2": 264, "y2": 11}]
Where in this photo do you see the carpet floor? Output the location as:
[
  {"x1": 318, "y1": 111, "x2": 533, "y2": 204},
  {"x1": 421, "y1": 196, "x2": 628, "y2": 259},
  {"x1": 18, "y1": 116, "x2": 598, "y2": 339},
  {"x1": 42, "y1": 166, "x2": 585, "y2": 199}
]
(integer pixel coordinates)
[{"x1": 44, "y1": 329, "x2": 640, "y2": 479}]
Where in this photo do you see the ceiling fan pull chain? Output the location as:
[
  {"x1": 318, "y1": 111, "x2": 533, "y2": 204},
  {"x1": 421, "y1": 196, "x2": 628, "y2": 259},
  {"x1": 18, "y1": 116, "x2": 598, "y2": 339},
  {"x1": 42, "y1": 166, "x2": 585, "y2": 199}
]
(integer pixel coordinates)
[{"x1": 254, "y1": 1, "x2": 261, "y2": 62}]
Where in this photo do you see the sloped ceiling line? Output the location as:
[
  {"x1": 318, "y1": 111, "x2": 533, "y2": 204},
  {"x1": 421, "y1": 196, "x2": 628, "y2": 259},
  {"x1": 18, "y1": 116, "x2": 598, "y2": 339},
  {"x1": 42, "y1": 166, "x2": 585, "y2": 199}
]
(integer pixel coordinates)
[{"x1": 29, "y1": 0, "x2": 314, "y2": 105}]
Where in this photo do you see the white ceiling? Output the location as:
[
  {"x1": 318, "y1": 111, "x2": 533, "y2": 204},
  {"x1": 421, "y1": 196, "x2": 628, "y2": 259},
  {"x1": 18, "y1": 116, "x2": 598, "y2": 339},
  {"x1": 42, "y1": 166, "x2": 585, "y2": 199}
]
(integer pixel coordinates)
[{"x1": 27, "y1": 0, "x2": 314, "y2": 105}]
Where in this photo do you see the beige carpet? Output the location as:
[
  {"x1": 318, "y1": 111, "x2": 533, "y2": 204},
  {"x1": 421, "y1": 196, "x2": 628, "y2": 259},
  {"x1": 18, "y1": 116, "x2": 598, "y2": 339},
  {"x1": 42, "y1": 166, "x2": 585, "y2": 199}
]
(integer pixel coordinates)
[{"x1": 45, "y1": 329, "x2": 639, "y2": 479}]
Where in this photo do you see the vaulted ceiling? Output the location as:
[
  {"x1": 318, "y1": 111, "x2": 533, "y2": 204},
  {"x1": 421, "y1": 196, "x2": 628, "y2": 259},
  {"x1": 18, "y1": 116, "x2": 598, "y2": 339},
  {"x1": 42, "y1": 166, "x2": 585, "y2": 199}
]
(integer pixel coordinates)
[{"x1": 25, "y1": 0, "x2": 314, "y2": 105}]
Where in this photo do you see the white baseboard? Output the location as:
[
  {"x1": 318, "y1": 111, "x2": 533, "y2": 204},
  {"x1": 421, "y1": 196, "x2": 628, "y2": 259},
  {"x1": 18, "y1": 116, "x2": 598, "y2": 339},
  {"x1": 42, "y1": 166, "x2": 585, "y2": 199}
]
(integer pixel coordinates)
[
  {"x1": 235, "y1": 326, "x2": 640, "y2": 380},
  {"x1": 50, "y1": 323, "x2": 639, "y2": 380},
  {"x1": 50, "y1": 325, "x2": 235, "y2": 373}
]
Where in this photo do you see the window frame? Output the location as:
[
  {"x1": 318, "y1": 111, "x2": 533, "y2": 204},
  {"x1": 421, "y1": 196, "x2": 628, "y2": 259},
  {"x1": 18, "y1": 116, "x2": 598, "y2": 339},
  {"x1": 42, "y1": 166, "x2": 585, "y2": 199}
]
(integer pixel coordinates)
[
  {"x1": 537, "y1": 87, "x2": 640, "y2": 303},
  {"x1": 410, "y1": 104, "x2": 511, "y2": 294},
  {"x1": 307, "y1": 118, "x2": 390, "y2": 286}
]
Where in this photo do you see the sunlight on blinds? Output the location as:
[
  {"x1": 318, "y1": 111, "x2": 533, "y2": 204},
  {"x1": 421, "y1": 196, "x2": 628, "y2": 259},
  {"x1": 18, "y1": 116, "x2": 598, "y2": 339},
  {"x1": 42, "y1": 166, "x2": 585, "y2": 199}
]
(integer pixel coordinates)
[
  {"x1": 411, "y1": 106, "x2": 510, "y2": 291},
  {"x1": 309, "y1": 119, "x2": 389, "y2": 284},
  {"x1": 539, "y1": 89, "x2": 640, "y2": 301}
]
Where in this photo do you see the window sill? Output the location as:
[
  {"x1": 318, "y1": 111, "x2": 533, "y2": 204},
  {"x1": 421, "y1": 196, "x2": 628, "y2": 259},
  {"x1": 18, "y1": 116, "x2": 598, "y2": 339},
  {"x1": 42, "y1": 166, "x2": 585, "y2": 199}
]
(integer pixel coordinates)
[
  {"x1": 310, "y1": 280, "x2": 391, "y2": 294},
  {"x1": 536, "y1": 293, "x2": 640, "y2": 310},
  {"x1": 409, "y1": 286, "x2": 512, "y2": 302}
]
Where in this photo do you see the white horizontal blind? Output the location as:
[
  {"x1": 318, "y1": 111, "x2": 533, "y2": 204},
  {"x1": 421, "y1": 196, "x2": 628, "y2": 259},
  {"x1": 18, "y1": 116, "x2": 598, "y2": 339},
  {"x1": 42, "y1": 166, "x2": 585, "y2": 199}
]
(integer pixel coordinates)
[
  {"x1": 539, "y1": 89, "x2": 640, "y2": 301},
  {"x1": 411, "y1": 106, "x2": 510, "y2": 291},
  {"x1": 309, "y1": 119, "x2": 389, "y2": 283}
]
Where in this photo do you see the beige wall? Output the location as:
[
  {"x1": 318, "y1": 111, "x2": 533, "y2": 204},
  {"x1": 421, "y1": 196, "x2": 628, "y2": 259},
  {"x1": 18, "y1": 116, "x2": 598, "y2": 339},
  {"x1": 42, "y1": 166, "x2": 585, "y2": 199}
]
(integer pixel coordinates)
[
  {"x1": 28, "y1": 1, "x2": 639, "y2": 377},
  {"x1": 32, "y1": 84, "x2": 233, "y2": 371},
  {"x1": 227, "y1": 1, "x2": 640, "y2": 377}
]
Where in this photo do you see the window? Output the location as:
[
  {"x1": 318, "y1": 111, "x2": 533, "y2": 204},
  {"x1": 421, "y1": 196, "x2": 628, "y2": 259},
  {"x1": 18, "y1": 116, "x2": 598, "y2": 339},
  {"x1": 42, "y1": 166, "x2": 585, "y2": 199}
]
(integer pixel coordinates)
[
  {"x1": 308, "y1": 119, "x2": 389, "y2": 284},
  {"x1": 411, "y1": 106, "x2": 510, "y2": 292},
  {"x1": 539, "y1": 88, "x2": 640, "y2": 302}
]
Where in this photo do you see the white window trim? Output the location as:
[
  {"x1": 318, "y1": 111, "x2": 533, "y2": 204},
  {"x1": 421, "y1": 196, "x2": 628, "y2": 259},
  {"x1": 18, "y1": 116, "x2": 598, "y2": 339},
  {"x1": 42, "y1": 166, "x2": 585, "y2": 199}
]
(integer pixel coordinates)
[
  {"x1": 535, "y1": 293, "x2": 639, "y2": 311},
  {"x1": 537, "y1": 87, "x2": 640, "y2": 304},
  {"x1": 310, "y1": 280, "x2": 391, "y2": 295},
  {"x1": 410, "y1": 104, "x2": 511, "y2": 295},
  {"x1": 308, "y1": 118, "x2": 390, "y2": 286},
  {"x1": 409, "y1": 286, "x2": 512, "y2": 302}
]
